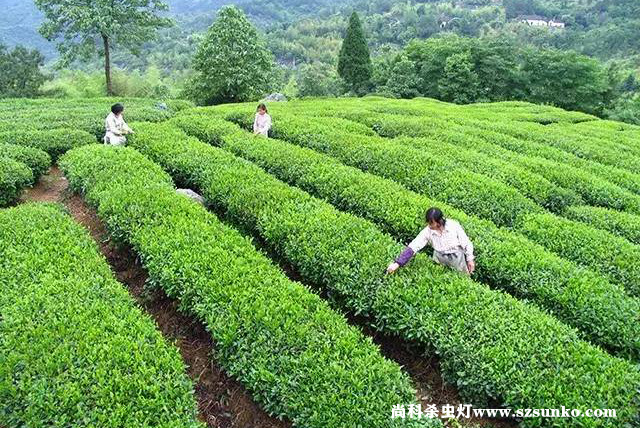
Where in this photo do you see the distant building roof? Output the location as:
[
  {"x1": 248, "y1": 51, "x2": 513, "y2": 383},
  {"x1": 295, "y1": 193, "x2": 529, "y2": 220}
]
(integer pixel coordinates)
[{"x1": 518, "y1": 15, "x2": 549, "y2": 21}]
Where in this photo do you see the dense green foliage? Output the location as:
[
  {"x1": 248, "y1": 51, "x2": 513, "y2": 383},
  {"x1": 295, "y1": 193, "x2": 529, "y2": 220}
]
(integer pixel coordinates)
[
  {"x1": 309, "y1": 97, "x2": 640, "y2": 207},
  {"x1": 0, "y1": 157, "x2": 32, "y2": 207},
  {"x1": 4, "y1": 0, "x2": 640, "y2": 122},
  {"x1": 8, "y1": 0, "x2": 638, "y2": 64},
  {"x1": 127, "y1": 119, "x2": 640, "y2": 427},
  {"x1": 564, "y1": 206, "x2": 640, "y2": 246},
  {"x1": 0, "y1": 43, "x2": 48, "y2": 98},
  {"x1": 337, "y1": 12, "x2": 372, "y2": 95},
  {"x1": 0, "y1": 97, "x2": 193, "y2": 141},
  {"x1": 0, "y1": 129, "x2": 96, "y2": 161},
  {"x1": 184, "y1": 6, "x2": 274, "y2": 105},
  {"x1": 40, "y1": 67, "x2": 179, "y2": 99},
  {"x1": 60, "y1": 143, "x2": 431, "y2": 428},
  {"x1": 375, "y1": 35, "x2": 612, "y2": 115},
  {"x1": 223, "y1": 109, "x2": 543, "y2": 227},
  {"x1": 0, "y1": 143, "x2": 51, "y2": 181},
  {"x1": 172, "y1": 111, "x2": 640, "y2": 360},
  {"x1": 518, "y1": 213, "x2": 640, "y2": 297},
  {"x1": 4, "y1": 93, "x2": 640, "y2": 426},
  {"x1": 0, "y1": 203, "x2": 202, "y2": 427},
  {"x1": 34, "y1": 0, "x2": 172, "y2": 94}
]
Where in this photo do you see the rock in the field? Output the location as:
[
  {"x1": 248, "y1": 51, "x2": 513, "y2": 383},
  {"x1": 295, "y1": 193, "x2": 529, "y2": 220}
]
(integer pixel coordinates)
[
  {"x1": 264, "y1": 93, "x2": 287, "y2": 102},
  {"x1": 155, "y1": 102, "x2": 168, "y2": 111},
  {"x1": 176, "y1": 188, "x2": 205, "y2": 205}
]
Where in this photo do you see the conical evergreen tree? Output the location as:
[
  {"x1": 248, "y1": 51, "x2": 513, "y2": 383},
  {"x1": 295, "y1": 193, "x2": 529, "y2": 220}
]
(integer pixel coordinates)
[
  {"x1": 621, "y1": 73, "x2": 638, "y2": 93},
  {"x1": 338, "y1": 12, "x2": 372, "y2": 95}
]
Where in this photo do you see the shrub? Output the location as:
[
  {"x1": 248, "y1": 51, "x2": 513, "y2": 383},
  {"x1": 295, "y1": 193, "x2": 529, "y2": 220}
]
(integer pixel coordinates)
[
  {"x1": 60, "y1": 144, "x2": 432, "y2": 428},
  {"x1": 0, "y1": 157, "x2": 32, "y2": 206},
  {"x1": 517, "y1": 213, "x2": 640, "y2": 297},
  {"x1": 0, "y1": 203, "x2": 202, "y2": 427},
  {"x1": 0, "y1": 129, "x2": 96, "y2": 161},
  {"x1": 0, "y1": 143, "x2": 51, "y2": 179},
  {"x1": 564, "y1": 205, "x2": 640, "y2": 246},
  {"x1": 322, "y1": 106, "x2": 640, "y2": 202},
  {"x1": 222, "y1": 110, "x2": 544, "y2": 228},
  {"x1": 395, "y1": 135, "x2": 582, "y2": 213},
  {"x1": 0, "y1": 97, "x2": 194, "y2": 139},
  {"x1": 491, "y1": 120, "x2": 640, "y2": 173}
]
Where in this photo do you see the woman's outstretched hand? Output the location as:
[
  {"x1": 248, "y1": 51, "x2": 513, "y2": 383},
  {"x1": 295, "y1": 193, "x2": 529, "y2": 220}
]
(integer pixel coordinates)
[
  {"x1": 467, "y1": 260, "x2": 476, "y2": 275},
  {"x1": 386, "y1": 262, "x2": 400, "y2": 275}
]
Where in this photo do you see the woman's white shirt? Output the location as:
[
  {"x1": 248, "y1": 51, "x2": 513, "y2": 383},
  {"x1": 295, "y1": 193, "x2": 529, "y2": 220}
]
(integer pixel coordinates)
[
  {"x1": 253, "y1": 113, "x2": 272, "y2": 137},
  {"x1": 105, "y1": 112, "x2": 132, "y2": 145}
]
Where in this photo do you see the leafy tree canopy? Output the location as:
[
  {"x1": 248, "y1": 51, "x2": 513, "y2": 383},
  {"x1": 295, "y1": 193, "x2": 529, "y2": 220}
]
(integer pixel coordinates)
[{"x1": 185, "y1": 6, "x2": 274, "y2": 105}]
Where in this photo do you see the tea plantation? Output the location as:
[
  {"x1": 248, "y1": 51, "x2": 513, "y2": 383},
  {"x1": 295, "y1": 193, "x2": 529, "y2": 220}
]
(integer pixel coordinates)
[{"x1": 1, "y1": 96, "x2": 639, "y2": 428}]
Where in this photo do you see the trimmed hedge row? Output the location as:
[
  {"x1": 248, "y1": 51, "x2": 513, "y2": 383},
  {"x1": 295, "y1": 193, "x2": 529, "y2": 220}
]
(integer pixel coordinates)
[
  {"x1": 213, "y1": 98, "x2": 640, "y2": 196},
  {"x1": 129, "y1": 120, "x2": 640, "y2": 428},
  {"x1": 466, "y1": 119, "x2": 640, "y2": 174},
  {"x1": 547, "y1": 122, "x2": 640, "y2": 160},
  {"x1": 426, "y1": 112, "x2": 640, "y2": 196},
  {"x1": 393, "y1": 135, "x2": 582, "y2": 212},
  {"x1": 0, "y1": 203, "x2": 202, "y2": 427},
  {"x1": 216, "y1": 109, "x2": 640, "y2": 290},
  {"x1": 172, "y1": 113, "x2": 640, "y2": 360},
  {"x1": 315, "y1": 102, "x2": 585, "y2": 213},
  {"x1": 296, "y1": 96, "x2": 594, "y2": 125},
  {"x1": 370, "y1": 100, "x2": 596, "y2": 125},
  {"x1": 218, "y1": 111, "x2": 544, "y2": 228},
  {"x1": 571, "y1": 121, "x2": 640, "y2": 152},
  {"x1": 517, "y1": 213, "x2": 640, "y2": 296},
  {"x1": 325, "y1": 109, "x2": 640, "y2": 201},
  {"x1": 440, "y1": 121, "x2": 640, "y2": 197},
  {"x1": 0, "y1": 143, "x2": 51, "y2": 179},
  {"x1": 0, "y1": 98, "x2": 194, "y2": 138},
  {"x1": 564, "y1": 205, "x2": 640, "y2": 245},
  {"x1": 0, "y1": 157, "x2": 32, "y2": 207},
  {"x1": 466, "y1": 100, "x2": 598, "y2": 121},
  {"x1": 60, "y1": 144, "x2": 431, "y2": 428},
  {"x1": 0, "y1": 129, "x2": 96, "y2": 161},
  {"x1": 574, "y1": 119, "x2": 640, "y2": 140}
]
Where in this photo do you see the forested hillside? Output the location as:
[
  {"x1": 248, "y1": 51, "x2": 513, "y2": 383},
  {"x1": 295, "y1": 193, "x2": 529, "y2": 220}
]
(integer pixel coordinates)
[
  {"x1": 1, "y1": 0, "x2": 638, "y2": 123},
  {"x1": 2, "y1": 0, "x2": 639, "y2": 64}
]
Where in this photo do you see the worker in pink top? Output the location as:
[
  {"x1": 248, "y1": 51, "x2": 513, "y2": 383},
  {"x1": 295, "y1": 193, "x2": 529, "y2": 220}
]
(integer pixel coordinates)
[
  {"x1": 253, "y1": 103, "x2": 272, "y2": 137},
  {"x1": 387, "y1": 207, "x2": 476, "y2": 275}
]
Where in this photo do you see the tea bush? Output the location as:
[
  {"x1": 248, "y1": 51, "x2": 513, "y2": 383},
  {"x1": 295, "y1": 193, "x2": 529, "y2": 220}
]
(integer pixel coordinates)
[
  {"x1": 60, "y1": 144, "x2": 433, "y2": 428},
  {"x1": 0, "y1": 203, "x2": 202, "y2": 427}
]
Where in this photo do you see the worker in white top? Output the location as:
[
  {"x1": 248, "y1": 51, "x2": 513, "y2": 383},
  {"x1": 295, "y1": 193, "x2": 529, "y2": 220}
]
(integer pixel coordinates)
[
  {"x1": 104, "y1": 103, "x2": 134, "y2": 146},
  {"x1": 253, "y1": 103, "x2": 272, "y2": 137},
  {"x1": 387, "y1": 207, "x2": 476, "y2": 275}
]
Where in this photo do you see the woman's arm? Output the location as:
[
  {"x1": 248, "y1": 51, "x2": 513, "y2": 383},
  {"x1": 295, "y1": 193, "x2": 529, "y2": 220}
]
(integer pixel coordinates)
[
  {"x1": 456, "y1": 224, "x2": 474, "y2": 262},
  {"x1": 456, "y1": 223, "x2": 475, "y2": 273},
  {"x1": 122, "y1": 119, "x2": 133, "y2": 134},
  {"x1": 387, "y1": 228, "x2": 430, "y2": 274}
]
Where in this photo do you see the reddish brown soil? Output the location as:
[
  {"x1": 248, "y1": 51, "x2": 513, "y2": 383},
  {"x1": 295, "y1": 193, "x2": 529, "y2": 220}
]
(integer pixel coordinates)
[{"x1": 21, "y1": 167, "x2": 290, "y2": 428}]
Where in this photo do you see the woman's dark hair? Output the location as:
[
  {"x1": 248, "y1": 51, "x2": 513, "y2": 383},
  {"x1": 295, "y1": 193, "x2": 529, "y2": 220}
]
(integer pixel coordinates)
[
  {"x1": 111, "y1": 103, "x2": 125, "y2": 115},
  {"x1": 426, "y1": 207, "x2": 446, "y2": 227},
  {"x1": 256, "y1": 103, "x2": 268, "y2": 113}
]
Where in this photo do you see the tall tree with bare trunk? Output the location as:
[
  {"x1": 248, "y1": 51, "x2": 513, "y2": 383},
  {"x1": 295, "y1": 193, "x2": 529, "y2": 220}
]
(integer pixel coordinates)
[{"x1": 35, "y1": 0, "x2": 172, "y2": 95}]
